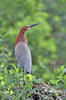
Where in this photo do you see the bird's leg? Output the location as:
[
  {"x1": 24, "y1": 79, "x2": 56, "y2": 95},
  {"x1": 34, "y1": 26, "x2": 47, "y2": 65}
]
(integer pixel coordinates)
[{"x1": 23, "y1": 69, "x2": 25, "y2": 85}]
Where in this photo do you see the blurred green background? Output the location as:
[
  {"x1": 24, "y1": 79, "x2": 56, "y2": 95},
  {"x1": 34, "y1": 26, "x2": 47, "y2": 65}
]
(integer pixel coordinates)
[{"x1": 0, "y1": 0, "x2": 66, "y2": 84}]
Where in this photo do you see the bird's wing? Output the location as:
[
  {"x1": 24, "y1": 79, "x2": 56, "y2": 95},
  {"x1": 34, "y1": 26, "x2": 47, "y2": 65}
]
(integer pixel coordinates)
[{"x1": 15, "y1": 42, "x2": 32, "y2": 73}]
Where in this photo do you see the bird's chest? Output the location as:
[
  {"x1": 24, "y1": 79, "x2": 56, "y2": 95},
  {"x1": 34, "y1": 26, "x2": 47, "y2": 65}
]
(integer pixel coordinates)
[{"x1": 15, "y1": 42, "x2": 31, "y2": 57}]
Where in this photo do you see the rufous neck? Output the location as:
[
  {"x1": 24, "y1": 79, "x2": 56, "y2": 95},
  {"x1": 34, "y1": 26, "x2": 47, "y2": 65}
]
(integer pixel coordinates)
[
  {"x1": 19, "y1": 29, "x2": 25, "y2": 36},
  {"x1": 15, "y1": 31, "x2": 27, "y2": 46}
]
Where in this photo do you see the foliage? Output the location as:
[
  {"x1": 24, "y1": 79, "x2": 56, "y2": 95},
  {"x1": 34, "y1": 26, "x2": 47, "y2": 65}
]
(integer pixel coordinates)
[
  {"x1": 0, "y1": 0, "x2": 66, "y2": 75},
  {"x1": 0, "y1": 0, "x2": 66, "y2": 99},
  {"x1": 49, "y1": 65, "x2": 66, "y2": 90},
  {"x1": 0, "y1": 43, "x2": 66, "y2": 99}
]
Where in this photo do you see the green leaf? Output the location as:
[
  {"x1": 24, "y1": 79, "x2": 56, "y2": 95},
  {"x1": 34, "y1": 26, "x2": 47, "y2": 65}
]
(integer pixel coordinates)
[
  {"x1": 0, "y1": 76, "x2": 4, "y2": 80},
  {"x1": 61, "y1": 65, "x2": 64, "y2": 71},
  {"x1": 63, "y1": 68, "x2": 66, "y2": 75},
  {"x1": 1, "y1": 80, "x2": 5, "y2": 86}
]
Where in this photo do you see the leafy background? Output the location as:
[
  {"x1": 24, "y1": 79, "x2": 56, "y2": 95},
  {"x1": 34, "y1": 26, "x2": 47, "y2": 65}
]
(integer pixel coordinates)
[{"x1": 0, "y1": 0, "x2": 66, "y2": 99}]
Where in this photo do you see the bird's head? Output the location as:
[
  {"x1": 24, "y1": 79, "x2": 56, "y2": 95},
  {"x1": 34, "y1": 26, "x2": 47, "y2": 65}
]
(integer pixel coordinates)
[
  {"x1": 19, "y1": 23, "x2": 40, "y2": 35},
  {"x1": 20, "y1": 26, "x2": 28, "y2": 32},
  {"x1": 15, "y1": 23, "x2": 40, "y2": 45}
]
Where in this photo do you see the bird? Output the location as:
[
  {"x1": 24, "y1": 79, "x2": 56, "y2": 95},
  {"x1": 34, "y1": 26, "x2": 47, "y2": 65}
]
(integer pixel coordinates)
[{"x1": 15, "y1": 23, "x2": 40, "y2": 80}]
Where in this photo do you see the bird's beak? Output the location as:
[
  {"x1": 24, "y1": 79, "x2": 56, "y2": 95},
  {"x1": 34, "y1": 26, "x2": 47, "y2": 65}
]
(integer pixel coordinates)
[{"x1": 27, "y1": 23, "x2": 40, "y2": 28}]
